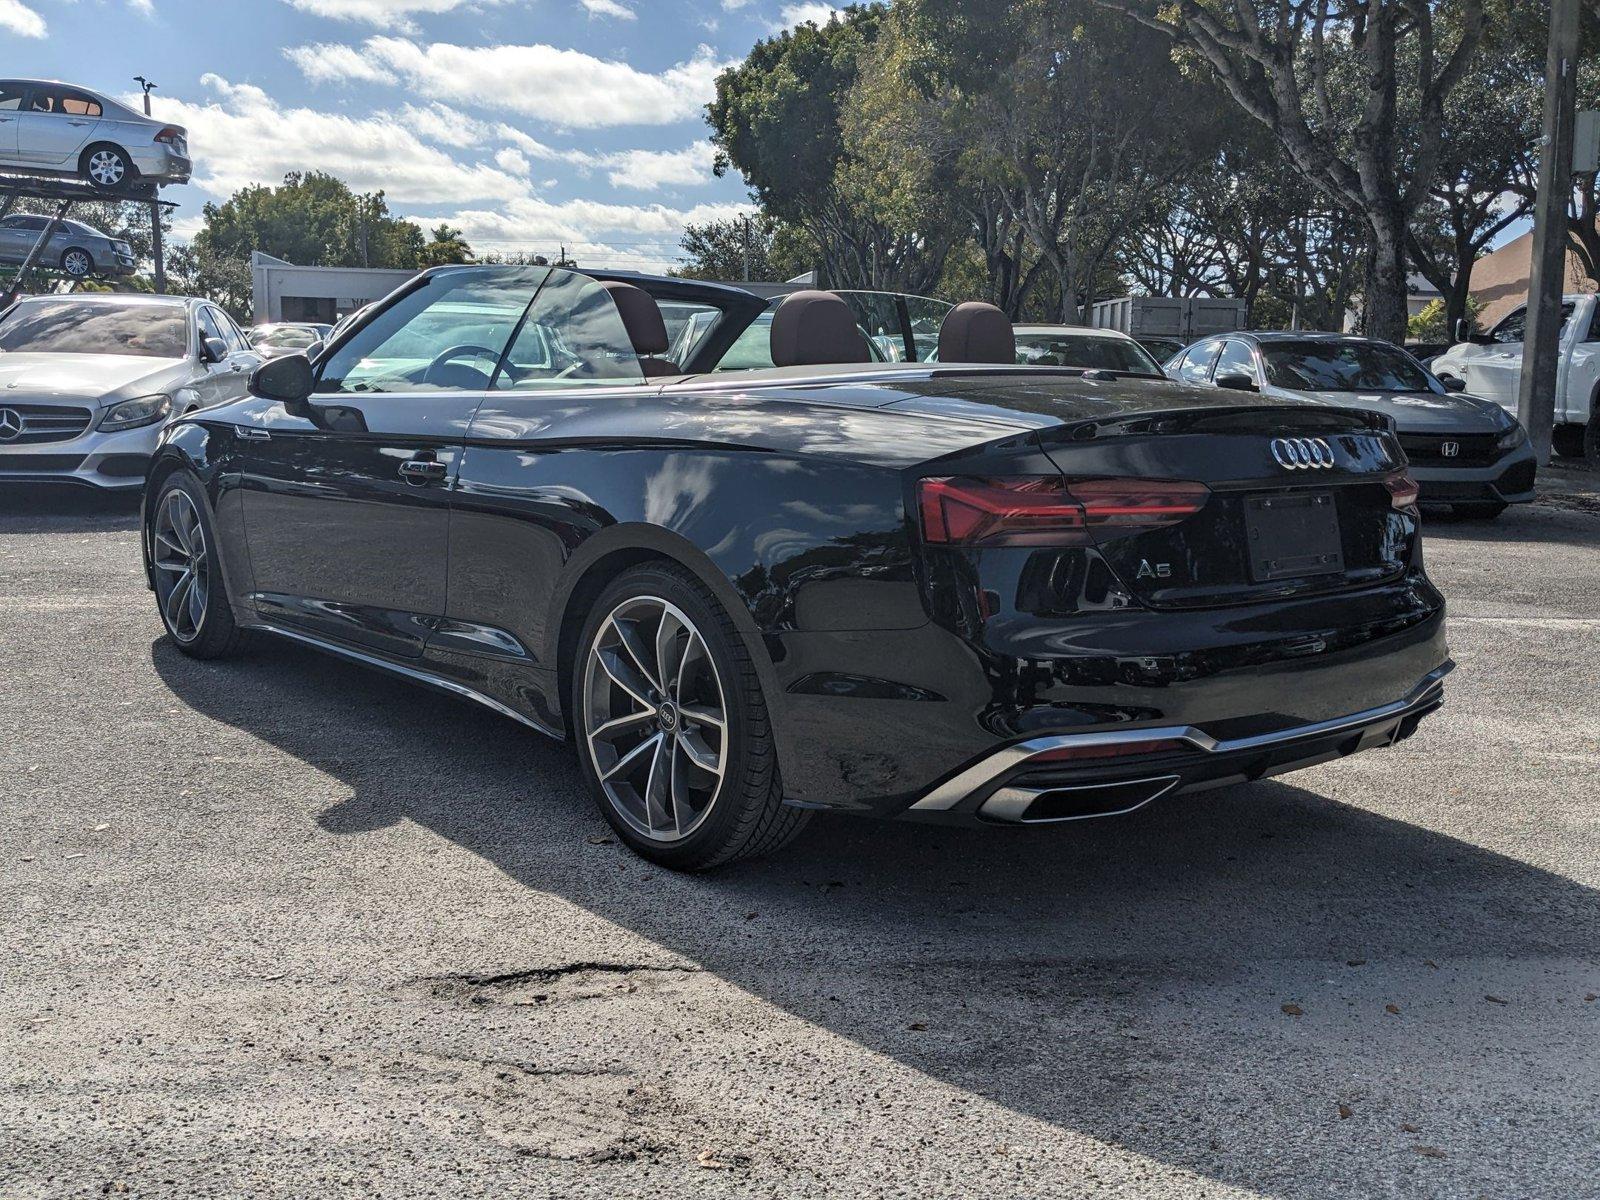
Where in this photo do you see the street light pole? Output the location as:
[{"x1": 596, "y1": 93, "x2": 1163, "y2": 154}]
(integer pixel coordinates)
[
  {"x1": 1516, "y1": 0, "x2": 1581, "y2": 467},
  {"x1": 135, "y1": 76, "x2": 165, "y2": 295}
]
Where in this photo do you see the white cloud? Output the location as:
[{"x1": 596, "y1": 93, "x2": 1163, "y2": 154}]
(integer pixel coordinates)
[
  {"x1": 291, "y1": 36, "x2": 733, "y2": 128},
  {"x1": 579, "y1": 0, "x2": 634, "y2": 17},
  {"x1": 493, "y1": 146, "x2": 531, "y2": 175},
  {"x1": 0, "y1": 0, "x2": 45, "y2": 37},
  {"x1": 601, "y1": 140, "x2": 717, "y2": 191},
  {"x1": 284, "y1": 43, "x2": 397, "y2": 85},
  {"x1": 126, "y1": 0, "x2": 156, "y2": 16},
  {"x1": 721, "y1": 0, "x2": 753, "y2": 9},
  {"x1": 397, "y1": 101, "x2": 492, "y2": 147},
  {"x1": 772, "y1": 2, "x2": 839, "y2": 30},
  {"x1": 149, "y1": 75, "x2": 529, "y2": 205},
  {"x1": 281, "y1": 0, "x2": 507, "y2": 33},
  {"x1": 411, "y1": 196, "x2": 753, "y2": 272}
]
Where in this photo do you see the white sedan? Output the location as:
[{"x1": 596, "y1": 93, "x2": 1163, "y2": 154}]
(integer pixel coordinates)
[
  {"x1": 0, "y1": 78, "x2": 190, "y2": 190},
  {"x1": 0, "y1": 295, "x2": 259, "y2": 490}
]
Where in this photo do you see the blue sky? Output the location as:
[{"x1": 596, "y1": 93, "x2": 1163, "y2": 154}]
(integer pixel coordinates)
[{"x1": 0, "y1": 0, "x2": 842, "y2": 269}]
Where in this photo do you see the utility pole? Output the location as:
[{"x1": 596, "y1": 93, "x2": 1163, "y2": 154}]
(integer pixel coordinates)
[
  {"x1": 1516, "y1": 0, "x2": 1581, "y2": 467},
  {"x1": 135, "y1": 76, "x2": 165, "y2": 294},
  {"x1": 741, "y1": 214, "x2": 751, "y2": 282}
]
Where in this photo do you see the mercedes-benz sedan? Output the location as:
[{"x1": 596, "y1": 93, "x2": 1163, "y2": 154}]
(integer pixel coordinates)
[
  {"x1": 141, "y1": 266, "x2": 1451, "y2": 870},
  {"x1": 0, "y1": 294, "x2": 260, "y2": 489}
]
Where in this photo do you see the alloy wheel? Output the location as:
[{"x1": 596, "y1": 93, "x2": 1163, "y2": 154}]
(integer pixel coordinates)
[
  {"x1": 88, "y1": 150, "x2": 125, "y2": 187},
  {"x1": 152, "y1": 489, "x2": 209, "y2": 643},
  {"x1": 582, "y1": 595, "x2": 728, "y2": 843},
  {"x1": 62, "y1": 250, "x2": 91, "y2": 277}
]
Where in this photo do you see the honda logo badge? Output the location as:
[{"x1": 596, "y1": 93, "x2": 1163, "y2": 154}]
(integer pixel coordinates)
[
  {"x1": 1269, "y1": 436, "x2": 1335, "y2": 470},
  {"x1": 1440, "y1": 441, "x2": 1460, "y2": 458}
]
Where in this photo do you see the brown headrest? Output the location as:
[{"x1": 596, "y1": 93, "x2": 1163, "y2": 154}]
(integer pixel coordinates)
[
  {"x1": 598, "y1": 280, "x2": 669, "y2": 356},
  {"x1": 937, "y1": 301, "x2": 1016, "y2": 364},
  {"x1": 769, "y1": 290, "x2": 870, "y2": 367}
]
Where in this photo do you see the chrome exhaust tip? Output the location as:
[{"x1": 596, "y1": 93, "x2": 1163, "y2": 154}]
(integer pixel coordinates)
[{"x1": 978, "y1": 775, "x2": 1181, "y2": 824}]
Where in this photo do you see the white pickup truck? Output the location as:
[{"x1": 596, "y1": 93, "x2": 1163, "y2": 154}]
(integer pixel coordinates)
[{"x1": 1431, "y1": 293, "x2": 1600, "y2": 464}]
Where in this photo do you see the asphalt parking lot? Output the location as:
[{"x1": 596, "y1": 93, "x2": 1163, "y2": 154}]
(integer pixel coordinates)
[{"x1": 3, "y1": 476, "x2": 1598, "y2": 1200}]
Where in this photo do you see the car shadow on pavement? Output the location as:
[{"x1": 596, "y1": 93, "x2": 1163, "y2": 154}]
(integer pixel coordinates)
[
  {"x1": 151, "y1": 634, "x2": 1600, "y2": 1197},
  {"x1": 0, "y1": 485, "x2": 142, "y2": 532}
]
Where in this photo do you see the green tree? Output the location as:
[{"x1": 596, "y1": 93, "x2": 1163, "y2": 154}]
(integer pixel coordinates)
[
  {"x1": 707, "y1": 5, "x2": 950, "y2": 291},
  {"x1": 1090, "y1": 0, "x2": 1489, "y2": 342},
  {"x1": 194, "y1": 172, "x2": 425, "y2": 272},
  {"x1": 675, "y1": 214, "x2": 815, "y2": 281},
  {"x1": 417, "y1": 224, "x2": 474, "y2": 268}
]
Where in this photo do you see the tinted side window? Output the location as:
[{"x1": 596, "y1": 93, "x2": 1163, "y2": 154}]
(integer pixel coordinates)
[
  {"x1": 494, "y1": 270, "x2": 645, "y2": 389},
  {"x1": 1490, "y1": 307, "x2": 1526, "y2": 344},
  {"x1": 1214, "y1": 339, "x2": 1257, "y2": 382},
  {"x1": 1588, "y1": 304, "x2": 1600, "y2": 344},
  {"x1": 1177, "y1": 341, "x2": 1223, "y2": 384},
  {"x1": 195, "y1": 308, "x2": 225, "y2": 352},
  {"x1": 316, "y1": 268, "x2": 547, "y2": 394},
  {"x1": 58, "y1": 92, "x2": 102, "y2": 118},
  {"x1": 0, "y1": 83, "x2": 26, "y2": 112},
  {"x1": 209, "y1": 308, "x2": 247, "y2": 353}
]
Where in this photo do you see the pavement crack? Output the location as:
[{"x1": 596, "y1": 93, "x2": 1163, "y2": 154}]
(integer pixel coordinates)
[{"x1": 445, "y1": 961, "x2": 701, "y2": 987}]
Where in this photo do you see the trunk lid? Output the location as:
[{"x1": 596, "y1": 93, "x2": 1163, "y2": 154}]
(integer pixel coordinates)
[{"x1": 1033, "y1": 405, "x2": 1411, "y2": 609}]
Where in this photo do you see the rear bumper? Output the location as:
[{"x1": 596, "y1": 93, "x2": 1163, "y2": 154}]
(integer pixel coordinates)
[
  {"x1": 771, "y1": 574, "x2": 1449, "y2": 814},
  {"x1": 130, "y1": 145, "x2": 191, "y2": 185},
  {"x1": 906, "y1": 663, "x2": 1452, "y2": 823}
]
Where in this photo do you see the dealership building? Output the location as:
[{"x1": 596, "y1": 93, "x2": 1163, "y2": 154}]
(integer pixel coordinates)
[{"x1": 250, "y1": 252, "x2": 414, "y2": 325}]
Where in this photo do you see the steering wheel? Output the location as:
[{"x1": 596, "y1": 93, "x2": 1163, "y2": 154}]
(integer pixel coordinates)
[{"x1": 423, "y1": 344, "x2": 503, "y2": 387}]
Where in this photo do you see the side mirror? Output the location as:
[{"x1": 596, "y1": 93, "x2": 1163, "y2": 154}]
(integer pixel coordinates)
[
  {"x1": 200, "y1": 336, "x2": 228, "y2": 364},
  {"x1": 1214, "y1": 372, "x2": 1258, "y2": 392},
  {"x1": 1452, "y1": 318, "x2": 1472, "y2": 344},
  {"x1": 1439, "y1": 374, "x2": 1466, "y2": 392},
  {"x1": 249, "y1": 352, "x2": 315, "y2": 406},
  {"x1": 304, "y1": 339, "x2": 325, "y2": 362}
]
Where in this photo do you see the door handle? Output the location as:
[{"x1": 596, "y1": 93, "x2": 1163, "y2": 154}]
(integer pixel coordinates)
[
  {"x1": 68, "y1": 120, "x2": 91, "y2": 127},
  {"x1": 399, "y1": 457, "x2": 447, "y2": 484}
]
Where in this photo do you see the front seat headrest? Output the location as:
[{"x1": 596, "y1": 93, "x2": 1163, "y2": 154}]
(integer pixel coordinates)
[
  {"x1": 770, "y1": 290, "x2": 870, "y2": 367},
  {"x1": 937, "y1": 301, "x2": 1016, "y2": 364},
  {"x1": 598, "y1": 280, "x2": 669, "y2": 356}
]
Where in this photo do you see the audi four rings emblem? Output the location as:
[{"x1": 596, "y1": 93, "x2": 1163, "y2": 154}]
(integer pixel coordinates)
[
  {"x1": 1270, "y1": 436, "x2": 1335, "y2": 470},
  {"x1": 0, "y1": 408, "x2": 22, "y2": 442}
]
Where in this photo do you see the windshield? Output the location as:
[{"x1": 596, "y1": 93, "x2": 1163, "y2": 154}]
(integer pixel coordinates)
[
  {"x1": 1015, "y1": 331, "x2": 1163, "y2": 375},
  {"x1": 1262, "y1": 341, "x2": 1433, "y2": 392},
  {"x1": 0, "y1": 300, "x2": 187, "y2": 358},
  {"x1": 254, "y1": 326, "x2": 321, "y2": 349}
]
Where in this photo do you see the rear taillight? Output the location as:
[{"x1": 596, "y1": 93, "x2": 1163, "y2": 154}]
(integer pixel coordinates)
[
  {"x1": 917, "y1": 476, "x2": 1209, "y2": 547},
  {"x1": 153, "y1": 126, "x2": 184, "y2": 145},
  {"x1": 1382, "y1": 470, "x2": 1420, "y2": 510}
]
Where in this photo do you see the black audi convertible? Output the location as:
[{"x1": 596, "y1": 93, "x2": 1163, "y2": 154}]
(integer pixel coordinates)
[{"x1": 142, "y1": 266, "x2": 1451, "y2": 869}]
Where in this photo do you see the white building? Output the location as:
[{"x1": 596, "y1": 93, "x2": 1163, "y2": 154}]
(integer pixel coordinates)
[{"x1": 250, "y1": 252, "x2": 415, "y2": 325}]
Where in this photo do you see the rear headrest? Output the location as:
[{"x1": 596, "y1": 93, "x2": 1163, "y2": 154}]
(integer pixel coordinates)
[
  {"x1": 937, "y1": 301, "x2": 1016, "y2": 364},
  {"x1": 770, "y1": 290, "x2": 870, "y2": 367},
  {"x1": 598, "y1": 280, "x2": 669, "y2": 356}
]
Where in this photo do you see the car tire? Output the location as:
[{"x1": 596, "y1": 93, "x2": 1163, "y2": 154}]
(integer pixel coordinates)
[
  {"x1": 1452, "y1": 501, "x2": 1508, "y2": 520},
  {"x1": 1551, "y1": 424, "x2": 1585, "y2": 460},
  {"x1": 1584, "y1": 417, "x2": 1600, "y2": 470},
  {"x1": 81, "y1": 143, "x2": 133, "y2": 191},
  {"x1": 571, "y1": 561, "x2": 810, "y2": 870},
  {"x1": 59, "y1": 248, "x2": 93, "y2": 278},
  {"x1": 151, "y1": 471, "x2": 243, "y2": 660}
]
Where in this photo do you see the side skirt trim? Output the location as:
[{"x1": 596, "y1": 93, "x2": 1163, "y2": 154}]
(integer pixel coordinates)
[{"x1": 246, "y1": 622, "x2": 564, "y2": 741}]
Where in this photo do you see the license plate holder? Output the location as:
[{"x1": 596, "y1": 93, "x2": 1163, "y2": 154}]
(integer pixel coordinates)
[{"x1": 1245, "y1": 492, "x2": 1344, "y2": 582}]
